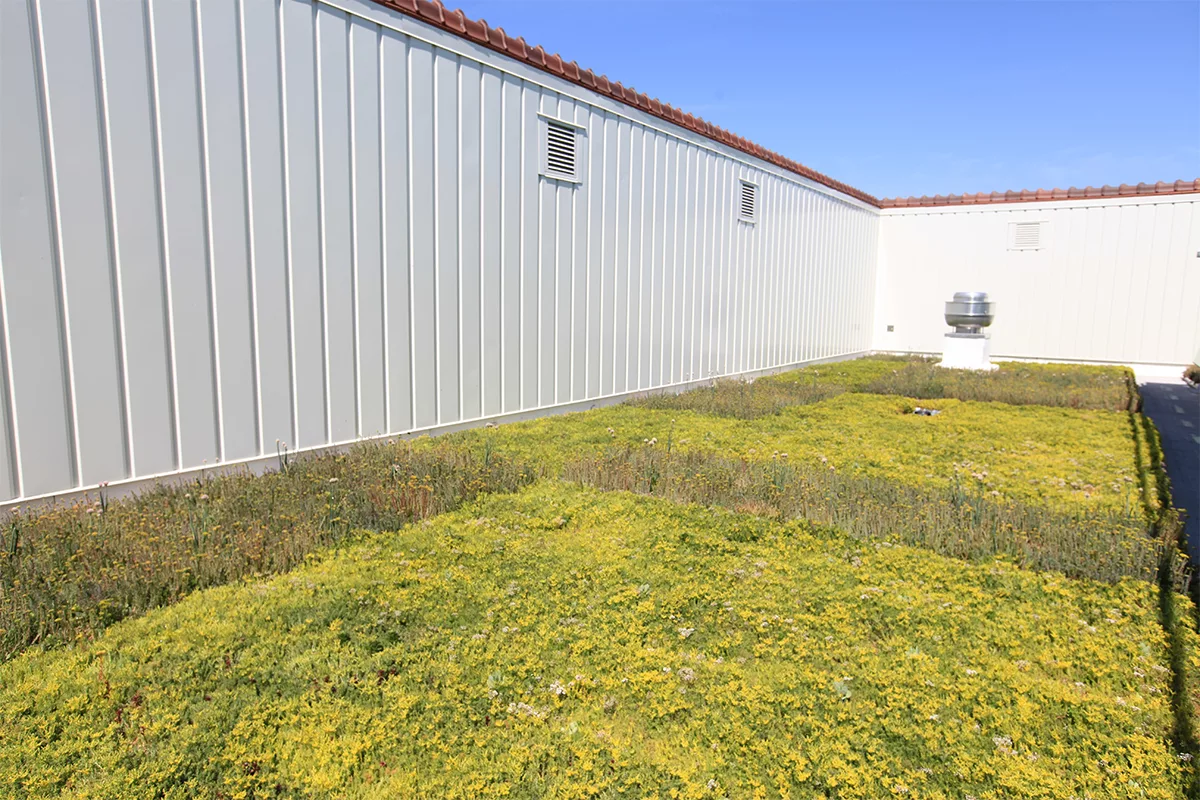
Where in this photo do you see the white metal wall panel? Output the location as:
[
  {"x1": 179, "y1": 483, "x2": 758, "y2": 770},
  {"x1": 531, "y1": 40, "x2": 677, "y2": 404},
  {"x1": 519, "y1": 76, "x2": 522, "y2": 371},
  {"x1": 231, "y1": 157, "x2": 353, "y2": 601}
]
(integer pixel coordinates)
[
  {"x1": 98, "y1": 0, "x2": 174, "y2": 480},
  {"x1": 499, "y1": 74, "x2": 521, "y2": 413},
  {"x1": 281, "y1": 0, "x2": 323, "y2": 449},
  {"x1": 1, "y1": 0, "x2": 878, "y2": 504},
  {"x1": 154, "y1": 1, "x2": 218, "y2": 468},
  {"x1": 243, "y1": 0, "x2": 293, "y2": 454},
  {"x1": 317, "y1": 6, "x2": 356, "y2": 444},
  {"x1": 351, "y1": 17, "x2": 385, "y2": 438},
  {"x1": 460, "y1": 59, "x2": 483, "y2": 422},
  {"x1": 1, "y1": 0, "x2": 73, "y2": 499},
  {"x1": 873, "y1": 197, "x2": 1200, "y2": 365},
  {"x1": 433, "y1": 46, "x2": 459, "y2": 425},
  {"x1": 480, "y1": 66, "x2": 503, "y2": 417},
  {"x1": 381, "y1": 28, "x2": 412, "y2": 435},
  {"x1": 40, "y1": 0, "x2": 128, "y2": 488},
  {"x1": 204, "y1": 0, "x2": 259, "y2": 462}
]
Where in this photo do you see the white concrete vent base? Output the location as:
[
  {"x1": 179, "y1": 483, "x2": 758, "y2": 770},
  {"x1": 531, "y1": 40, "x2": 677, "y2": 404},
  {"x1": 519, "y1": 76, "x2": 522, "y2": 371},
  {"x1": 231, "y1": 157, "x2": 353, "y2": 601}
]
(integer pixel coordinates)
[{"x1": 938, "y1": 333, "x2": 998, "y2": 371}]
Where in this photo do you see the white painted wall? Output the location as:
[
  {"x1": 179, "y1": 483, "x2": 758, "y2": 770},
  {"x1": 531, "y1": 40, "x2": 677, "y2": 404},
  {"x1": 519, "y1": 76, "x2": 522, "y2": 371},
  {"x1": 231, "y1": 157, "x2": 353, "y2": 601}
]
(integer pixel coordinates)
[
  {"x1": 873, "y1": 195, "x2": 1200, "y2": 366},
  {"x1": 0, "y1": 0, "x2": 879, "y2": 504}
]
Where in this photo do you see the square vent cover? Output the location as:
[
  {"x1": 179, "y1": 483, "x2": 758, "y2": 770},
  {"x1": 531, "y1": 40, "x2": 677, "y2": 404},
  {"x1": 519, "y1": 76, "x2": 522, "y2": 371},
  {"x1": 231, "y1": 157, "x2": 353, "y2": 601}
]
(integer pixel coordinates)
[
  {"x1": 541, "y1": 118, "x2": 580, "y2": 182},
  {"x1": 738, "y1": 180, "x2": 757, "y2": 223},
  {"x1": 1008, "y1": 221, "x2": 1045, "y2": 251}
]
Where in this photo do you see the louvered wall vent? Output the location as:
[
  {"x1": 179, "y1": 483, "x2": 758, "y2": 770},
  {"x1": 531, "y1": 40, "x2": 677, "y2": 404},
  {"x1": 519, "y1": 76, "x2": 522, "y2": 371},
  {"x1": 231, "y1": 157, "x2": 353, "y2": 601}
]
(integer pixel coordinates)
[
  {"x1": 542, "y1": 118, "x2": 579, "y2": 182},
  {"x1": 1008, "y1": 221, "x2": 1044, "y2": 251},
  {"x1": 738, "y1": 180, "x2": 757, "y2": 223}
]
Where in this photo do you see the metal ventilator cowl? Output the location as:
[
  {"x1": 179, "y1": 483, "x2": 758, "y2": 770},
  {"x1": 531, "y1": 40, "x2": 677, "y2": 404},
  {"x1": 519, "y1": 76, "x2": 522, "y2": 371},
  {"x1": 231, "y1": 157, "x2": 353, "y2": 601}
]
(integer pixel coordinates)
[{"x1": 944, "y1": 291, "x2": 995, "y2": 334}]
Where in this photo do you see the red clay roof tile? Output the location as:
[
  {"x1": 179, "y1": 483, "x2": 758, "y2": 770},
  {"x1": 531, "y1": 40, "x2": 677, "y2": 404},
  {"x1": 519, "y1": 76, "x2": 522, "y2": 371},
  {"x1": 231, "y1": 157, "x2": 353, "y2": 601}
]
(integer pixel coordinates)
[
  {"x1": 880, "y1": 179, "x2": 1200, "y2": 208},
  {"x1": 369, "y1": 0, "x2": 883, "y2": 206},
  {"x1": 414, "y1": 0, "x2": 441, "y2": 22},
  {"x1": 462, "y1": 16, "x2": 487, "y2": 42},
  {"x1": 373, "y1": 0, "x2": 1196, "y2": 211}
]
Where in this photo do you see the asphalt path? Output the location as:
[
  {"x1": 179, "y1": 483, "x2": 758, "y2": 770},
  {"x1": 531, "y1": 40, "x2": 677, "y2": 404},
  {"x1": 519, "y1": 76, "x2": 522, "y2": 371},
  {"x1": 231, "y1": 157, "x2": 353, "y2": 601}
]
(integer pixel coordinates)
[{"x1": 1140, "y1": 381, "x2": 1200, "y2": 565}]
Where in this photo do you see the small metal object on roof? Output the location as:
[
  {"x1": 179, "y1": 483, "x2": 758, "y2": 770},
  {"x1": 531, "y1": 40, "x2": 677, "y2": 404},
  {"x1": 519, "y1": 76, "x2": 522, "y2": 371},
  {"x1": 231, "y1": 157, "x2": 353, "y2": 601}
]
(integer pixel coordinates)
[{"x1": 945, "y1": 292, "x2": 994, "y2": 334}]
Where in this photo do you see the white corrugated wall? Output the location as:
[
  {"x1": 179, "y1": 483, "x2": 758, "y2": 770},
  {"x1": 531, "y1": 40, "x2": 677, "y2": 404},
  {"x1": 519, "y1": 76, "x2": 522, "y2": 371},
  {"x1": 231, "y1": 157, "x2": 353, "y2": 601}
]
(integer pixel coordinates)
[
  {"x1": 0, "y1": 0, "x2": 880, "y2": 504},
  {"x1": 873, "y1": 195, "x2": 1200, "y2": 366}
]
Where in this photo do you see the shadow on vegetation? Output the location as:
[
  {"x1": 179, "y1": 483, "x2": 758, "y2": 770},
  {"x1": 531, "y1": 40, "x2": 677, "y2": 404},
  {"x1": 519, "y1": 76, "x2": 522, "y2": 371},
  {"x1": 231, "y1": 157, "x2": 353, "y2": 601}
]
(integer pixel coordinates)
[{"x1": 1135, "y1": 406, "x2": 1200, "y2": 796}]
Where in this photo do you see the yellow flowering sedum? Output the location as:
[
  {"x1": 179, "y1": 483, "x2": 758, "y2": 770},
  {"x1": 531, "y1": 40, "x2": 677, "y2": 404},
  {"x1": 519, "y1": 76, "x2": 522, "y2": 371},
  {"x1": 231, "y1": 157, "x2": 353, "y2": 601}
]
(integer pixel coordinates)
[
  {"x1": 759, "y1": 357, "x2": 1137, "y2": 411},
  {"x1": 445, "y1": 392, "x2": 1148, "y2": 516},
  {"x1": 1, "y1": 484, "x2": 1188, "y2": 798}
]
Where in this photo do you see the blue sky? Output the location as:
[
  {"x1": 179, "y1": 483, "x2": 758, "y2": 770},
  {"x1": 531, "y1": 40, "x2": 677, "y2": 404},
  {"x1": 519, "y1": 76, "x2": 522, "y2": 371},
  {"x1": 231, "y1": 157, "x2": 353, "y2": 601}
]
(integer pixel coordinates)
[{"x1": 453, "y1": 0, "x2": 1199, "y2": 199}]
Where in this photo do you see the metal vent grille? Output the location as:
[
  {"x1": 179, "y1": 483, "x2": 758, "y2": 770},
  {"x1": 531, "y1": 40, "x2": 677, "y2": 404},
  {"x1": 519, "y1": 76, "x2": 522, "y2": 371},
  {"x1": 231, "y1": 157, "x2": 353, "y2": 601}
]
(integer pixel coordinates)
[
  {"x1": 1009, "y1": 221, "x2": 1043, "y2": 250},
  {"x1": 545, "y1": 120, "x2": 577, "y2": 180},
  {"x1": 738, "y1": 180, "x2": 757, "y2": 222}
]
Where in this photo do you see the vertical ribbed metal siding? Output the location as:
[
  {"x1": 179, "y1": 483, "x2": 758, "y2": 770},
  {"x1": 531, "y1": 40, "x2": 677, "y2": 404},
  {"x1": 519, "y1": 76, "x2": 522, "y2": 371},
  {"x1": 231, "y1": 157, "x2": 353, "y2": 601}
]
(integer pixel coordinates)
[
  {"x1": 873, "y1": 198, "x2": 1200, "y2": 365},
  {"x1": 0, "y1": 0, "x2": 879, "y2": 504}
]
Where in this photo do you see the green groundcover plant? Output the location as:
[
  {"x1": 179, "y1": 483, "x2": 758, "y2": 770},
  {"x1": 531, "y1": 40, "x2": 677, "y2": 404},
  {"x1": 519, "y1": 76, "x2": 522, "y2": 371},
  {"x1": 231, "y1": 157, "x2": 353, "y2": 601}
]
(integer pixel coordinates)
[
  {"x1": 1, "y1": 372, "x2": 1166, "y2": 665},
  {"x1": 756, "y1": 357, "x2": 1139, "y2": 411},
  {"x1": 0, "y1": 442, "x2": 535, "y2": 660},
  {"x1": 1, "y1": 484, "x2": 1192, "y2": 799},
  {"x1": 563, "y1": 444, "x2": 1179, "y2": 588},
  {"x1": 446, "y1": 392, "x2": 1151, "y2": 517}
]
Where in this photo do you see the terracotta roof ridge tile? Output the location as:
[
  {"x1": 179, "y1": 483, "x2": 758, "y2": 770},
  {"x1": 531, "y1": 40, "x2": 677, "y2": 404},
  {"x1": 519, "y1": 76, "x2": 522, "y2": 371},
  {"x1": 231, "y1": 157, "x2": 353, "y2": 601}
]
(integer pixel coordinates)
[
  {"x1": 881, "y1": 179, "x2": 1200, "y2": 208},
  {"x1": 373, "y1": 1, "x2": 1198, "y2": 212},
  {"x1": 370, "y1": 0, "x2": 881, "y2": 207}
]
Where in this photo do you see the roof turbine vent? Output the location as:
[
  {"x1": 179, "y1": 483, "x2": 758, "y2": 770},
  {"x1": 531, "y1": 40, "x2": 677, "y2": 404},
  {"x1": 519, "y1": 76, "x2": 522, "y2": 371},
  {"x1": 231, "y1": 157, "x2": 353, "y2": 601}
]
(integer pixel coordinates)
[
  {"x1": 939, "y1": 292, "x2": 998, "y2": 371},
  {"x1": 944, "y1": 291, "x2": 995, "y2": 334}
]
